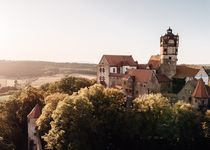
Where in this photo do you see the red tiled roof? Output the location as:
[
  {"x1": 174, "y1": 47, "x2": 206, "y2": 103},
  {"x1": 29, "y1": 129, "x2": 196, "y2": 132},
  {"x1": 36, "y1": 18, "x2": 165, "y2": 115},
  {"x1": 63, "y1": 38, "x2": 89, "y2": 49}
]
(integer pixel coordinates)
[
  {"x1": 174, "y1": 65, "x2": 200, "y2": 79},
  {"x1": 124, "y1": 69, "x2": 154, "y2": 83},
  {"x1": 27, "y1": 104, "x2": 41, "y2": 119},
  {"x1": 156, "y1": 74, "x2": 171, "y2": 83},
  {"x1": 103, "y1": 55, "x2": 137, "y2": 66},
  {"x1": 137, "y1": 64, "x2": 148, "y2": 69},
  {"x1": 192, "y1": 78, "x2": 210, "y2": 99},
  {"x1": 148, "y1": 55, "x2": 161, "y2": 70}
]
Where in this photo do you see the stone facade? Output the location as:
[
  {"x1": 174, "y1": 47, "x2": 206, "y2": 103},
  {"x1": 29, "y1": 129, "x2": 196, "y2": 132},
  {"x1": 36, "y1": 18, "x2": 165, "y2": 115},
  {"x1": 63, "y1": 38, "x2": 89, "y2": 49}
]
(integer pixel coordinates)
[
  {"x1": 97, "y1": 55, "x2": 137, "y2": 87},
  {"x1": 177, "y1": 79, "x2": 197, "y2": 103},
  {"x1": 97, "y1": 56, "x2": 110, "y2": 87},
  {"x1": 160, "y1": 28, "x2": 179, "y2": 79},
  {"x1": 122, "y1": 70, "x2": 161, "y2": 98}
]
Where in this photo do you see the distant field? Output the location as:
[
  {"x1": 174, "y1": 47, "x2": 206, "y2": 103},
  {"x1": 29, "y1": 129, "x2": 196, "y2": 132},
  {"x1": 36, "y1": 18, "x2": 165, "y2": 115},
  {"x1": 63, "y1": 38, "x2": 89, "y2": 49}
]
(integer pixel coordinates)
[
  {"x1": 31, "y1": 74, "x2": 96, "y2": 87},
  {"x1": 0, "y1": 60, "x2": 97, "y2": 78},
  {"x1": 0, "y1": 60, "x2": 97, "y2": 88},
  {"x1": 0, "y1": 73, "x2": 96, "y2": 88}
]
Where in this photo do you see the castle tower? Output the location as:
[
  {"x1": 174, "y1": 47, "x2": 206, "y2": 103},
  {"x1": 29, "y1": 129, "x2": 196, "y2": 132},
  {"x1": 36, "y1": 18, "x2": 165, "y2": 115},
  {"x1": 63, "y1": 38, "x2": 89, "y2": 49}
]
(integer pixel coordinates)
[
  {"x1": 192, "y1": 78, "x2": 210, "y2": 111},
  {"x1": 160, "y1": 27, "x2": 179, "y2": 79}
]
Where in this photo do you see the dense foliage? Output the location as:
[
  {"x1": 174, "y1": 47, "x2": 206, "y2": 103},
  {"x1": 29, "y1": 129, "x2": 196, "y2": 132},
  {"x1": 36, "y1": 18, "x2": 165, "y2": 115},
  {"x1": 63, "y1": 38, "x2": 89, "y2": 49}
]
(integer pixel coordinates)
[
  {"x1": 0, "y1": 76, "x2": 94, "y2": 150},
  {"x1": 0, "y1": 87, "x2": 44, "y2": 150},
  {"x1": 40, "y1": 76, "x2": 95, "y2": 95},
  {"x1": 39, "y1": 85, "x2": 210, "y2": 149},
  {"x1": 1, "y1": 76, "x2": 210, "y2": 149}
]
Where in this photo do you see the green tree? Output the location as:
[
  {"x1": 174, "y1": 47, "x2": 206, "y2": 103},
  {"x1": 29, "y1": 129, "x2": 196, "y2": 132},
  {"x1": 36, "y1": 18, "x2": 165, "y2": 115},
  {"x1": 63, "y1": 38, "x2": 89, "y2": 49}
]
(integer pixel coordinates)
[
  {"x1": 43, "y1": 84, "x2": 126, "y2": 150},
  {"x1": 36, "y1": 93, "x2": 68, "y2": 136},
  {"x1": 0, "y1": 87, "x2": 44, "y2": 150},
  {"x1": 172, "y1": 101, "x2": 202, "y2": 148},
  {"x1": 133, "y1": 94, "x2": 175, "y2": 143},
  {"x1": 57, "y1": 76, "x2": 93, "y2": 94}
]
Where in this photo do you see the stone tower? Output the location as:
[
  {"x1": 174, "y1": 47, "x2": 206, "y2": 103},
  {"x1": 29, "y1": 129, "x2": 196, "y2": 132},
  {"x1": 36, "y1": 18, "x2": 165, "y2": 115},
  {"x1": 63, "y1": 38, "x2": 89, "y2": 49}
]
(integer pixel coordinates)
[{"x1": 160, "y1": 27, "x2": 179, "y2": 79}]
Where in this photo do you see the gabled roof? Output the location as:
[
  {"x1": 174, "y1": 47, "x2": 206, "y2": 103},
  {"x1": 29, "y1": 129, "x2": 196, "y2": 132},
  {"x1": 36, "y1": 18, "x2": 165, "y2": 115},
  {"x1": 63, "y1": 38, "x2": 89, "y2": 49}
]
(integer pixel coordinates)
[
  {"x1": 148, "y1": 55, "x2": 161, "y2": 70},
  {"x1": 27, "y1": 104, "x2": 41, "y2": 119},
  {"x1": 124, "y1": 69, "x2": 154, "y2": 83},
  {"x1": 156, "y1": 74, "x2": 171, "y2": 83},
  {"x1": 192, "y1": 78, "x2": 210, "y2": 99},
  {"x1": 174, "y1": 65, "x2": 201, "y2": 79},
  {"x1": 102, "y1": 55, "x2": 137, "y2": 66}
]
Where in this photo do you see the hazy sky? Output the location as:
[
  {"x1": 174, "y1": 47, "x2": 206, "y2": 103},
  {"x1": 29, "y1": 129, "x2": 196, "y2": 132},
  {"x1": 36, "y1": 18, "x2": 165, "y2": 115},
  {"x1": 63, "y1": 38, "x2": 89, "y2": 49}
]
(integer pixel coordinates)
[{"x1": 0, "y1": 0, "x2": 210, "y2": 64}]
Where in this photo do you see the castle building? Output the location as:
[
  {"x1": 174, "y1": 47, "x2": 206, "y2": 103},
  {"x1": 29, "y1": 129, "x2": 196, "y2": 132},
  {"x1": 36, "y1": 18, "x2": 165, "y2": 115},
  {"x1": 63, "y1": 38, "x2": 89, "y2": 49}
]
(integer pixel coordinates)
[
  {"x1": 122, "y1": 69, "x2": 160, "y2": 98},
  {"x1": 97, "y1": 28, "x2": 210, "y2": 110},
  {"x1": 27, "y1": 104, "x2": 42, "y2": 150},
  {"x1": 97, "y1": 28, "x2": 178, "y2": 94},
  {"x1": 159, "y1": 27, "x2": 179, "y2": 79},
  {"x1": 97, "y1": 55, "x2": 138, "y2": 87}
]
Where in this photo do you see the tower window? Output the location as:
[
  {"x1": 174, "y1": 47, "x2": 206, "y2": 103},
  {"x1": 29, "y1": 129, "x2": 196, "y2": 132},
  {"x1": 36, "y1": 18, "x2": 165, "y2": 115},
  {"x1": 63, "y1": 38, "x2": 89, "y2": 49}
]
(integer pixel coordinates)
[
  {"x1": 169, "y1": 57, "x2": 172, "y2": 60},
  {"x1": 164, "y1": 49, "x2": 167, "y2": 54}
]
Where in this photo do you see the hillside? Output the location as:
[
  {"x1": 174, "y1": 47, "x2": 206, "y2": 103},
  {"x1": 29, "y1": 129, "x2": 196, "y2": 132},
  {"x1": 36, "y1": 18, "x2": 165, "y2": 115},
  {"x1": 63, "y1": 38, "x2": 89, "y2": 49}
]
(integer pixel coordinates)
[{"x1": 0, "y1": 60, "x2": 97, "y2": 78}]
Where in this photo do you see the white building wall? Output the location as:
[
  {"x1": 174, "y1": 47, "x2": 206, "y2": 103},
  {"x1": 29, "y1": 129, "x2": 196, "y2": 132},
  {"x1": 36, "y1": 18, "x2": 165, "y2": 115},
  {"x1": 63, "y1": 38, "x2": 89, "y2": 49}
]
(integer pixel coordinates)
[
  {"x1": 195, "y1": 68, "x2": 209, "y2": 85},
  {"x1": 28, "y1": 118, "x2": 43, "y2": 150},
  {"x1": 121, "y1": 66, "x2": 137, "y2": 74},
  {"x1": 97, "y1": 57, "x2": 110, "y2": 87},
  {"x1": 110, "y1": 67, "x2": 117, "y2": 73}
]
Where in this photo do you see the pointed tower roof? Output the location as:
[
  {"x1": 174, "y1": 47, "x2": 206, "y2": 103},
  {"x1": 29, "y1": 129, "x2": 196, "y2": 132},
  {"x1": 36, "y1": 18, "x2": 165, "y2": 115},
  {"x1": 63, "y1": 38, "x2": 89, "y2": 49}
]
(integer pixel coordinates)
[
  {"x1": 192, "y1": 78, "x2": 210, "y2": 99},
  {"x1": 167, "y1": 27, "x2": 172, "y2": 33},
  {"x1": 27, "y1": 104, "x2": 41, "y2": 119}
]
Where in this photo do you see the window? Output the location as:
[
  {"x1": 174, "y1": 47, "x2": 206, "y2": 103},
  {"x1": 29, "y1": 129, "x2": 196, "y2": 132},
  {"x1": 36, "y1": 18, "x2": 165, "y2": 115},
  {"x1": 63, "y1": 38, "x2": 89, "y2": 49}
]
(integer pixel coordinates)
[
  {"x1": 164, "y1": 49, "x2": 167, "y2": 54},
  {"x1": 99, "y1": 68, "x2": 102, "y2": 72},
  {"x1": 169, "y1": 57, "x2": 172, "y2": 60},
  {"x1": 113, "y1": 68, "x2": 116, "y2": 73},
  {"x1": 188, "y1": 97, "x2": 192, "y2": 103},
  {"x1": 102, "y1": 68, "x2": 105, "y2": 72}
]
